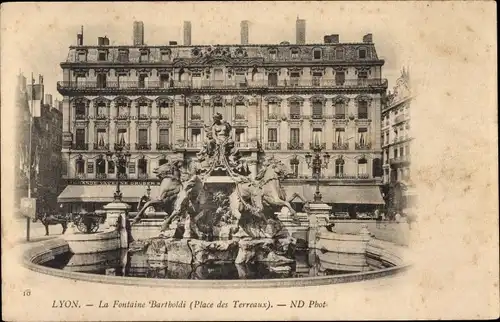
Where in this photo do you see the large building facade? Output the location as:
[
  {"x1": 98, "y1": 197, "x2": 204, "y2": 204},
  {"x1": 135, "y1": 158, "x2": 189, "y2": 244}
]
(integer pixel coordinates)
[
  {"x1": 57, "y1": 22, "x2": 387, "y2": 217},
  {"x1": 15, "y1": 73, "x2": 63, "y2": 215},
  {"x1": 381, "y1": 68, "x2": 414, "y2": 212}
]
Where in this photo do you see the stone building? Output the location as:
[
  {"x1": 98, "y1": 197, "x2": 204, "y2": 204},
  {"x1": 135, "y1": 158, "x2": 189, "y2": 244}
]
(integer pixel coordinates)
[
  {"x1": 381, "y1": 67, "x2": 415, "y2": 213},
  {"x1": 57, "y1": 22, "x2": 387, "y2": 217},
  {"x1": 15, "y1": 73, "x2": 63, "y2": 215}
]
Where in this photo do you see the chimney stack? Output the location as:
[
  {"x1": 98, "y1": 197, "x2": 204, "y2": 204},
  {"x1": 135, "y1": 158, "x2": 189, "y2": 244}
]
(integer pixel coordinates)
[
  {"x1": 240, "y1": 20, "x2": 249, "y2": 45},
  {"x1": 45, "y1": 94, "x2": 53, "y2": 107},
  {"x1": 363, "y1": 33, "x2": 373, "y2": 43},
  {"x1": 324, "y1": 34, "x2": 339, "y2": 44},
  {"x1": 77, "y1": 26, "x2": 84, "y2": 46},
  {"x1": 133, "y1": 21, "x2": 145, "y2": 46},
  {"x1": 296, "y1": 17, "x2": 306, "y2": 44},
  {"x1": 183, "y1": 21, "x2": 192, "y2": 46}
]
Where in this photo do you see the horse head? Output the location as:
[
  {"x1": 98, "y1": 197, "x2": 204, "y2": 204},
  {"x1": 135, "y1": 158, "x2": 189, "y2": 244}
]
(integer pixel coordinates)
[{"x1": 153, "y1": 161, "x2": 183, "y2": 181}]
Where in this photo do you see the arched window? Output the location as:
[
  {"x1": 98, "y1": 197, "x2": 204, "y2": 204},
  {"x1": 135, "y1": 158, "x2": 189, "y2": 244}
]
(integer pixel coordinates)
[
  {"x1": 251, "y1": 67, "x2": 258, "y2": 81},
  {"x1": 335, "y1": 102, "x2": 346, "y2": 119},
  {"x1": 107, "y1": 160, "x2": 115, "y2": 174},
  {"x1": 335, "y1": 157, "x2": 345, "y2": 177},
  {"x1": 357, "y1": 158, "x2": 368, "y2": 177},
  {"x1": 117, "y1": 158, "x2": 127, "y2": 175}
]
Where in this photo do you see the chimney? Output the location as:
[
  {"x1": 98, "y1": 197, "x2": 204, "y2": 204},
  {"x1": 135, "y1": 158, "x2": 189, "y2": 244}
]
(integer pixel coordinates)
[
  {"x1": 240, "y1": 20, "x2": 249, "y2": 45},
  {"x1": 77, "y1": 26, "x2": 84, "y2": 46},
  {"x1": 103, "y1": 36, "x2": 109, "y2": 46},
  {"x1": 169, "y1": 41, "x2": 178, "y2": 46},
  {"x1": 323, "y1": 34, "x2": 339, "y2": 44},
  {"x1": 296, "y1": 17, "x2": 306, "y2": 44},
  {"x1": 45, "y1": 94, "x2": 53, "y2": 107},
  {"x1": 98, "y1": 37, "x2": 104, "y2": 46},
  {"x1": 133, "y1": 21, "x2": 145, "y2": 46},
  {"x1": 363, "y1": 33, "x2": 373, "y2": 43},
  {"x1": 183, "y1": 21, "x2": 192, "y2": 46}
]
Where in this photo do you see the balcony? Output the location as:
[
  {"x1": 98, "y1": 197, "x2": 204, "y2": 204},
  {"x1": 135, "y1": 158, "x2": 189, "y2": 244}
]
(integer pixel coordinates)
[
  {"x1": 185, "y1": 142, "x2": 203, "y2": 149},
  {"x1": 75, "y1": 114, "x2": 87, "y2": 120},
  {"x1": 57, "y1": 78, "x2": 388, "y2": 94},
  {"x1": 355, "y1": 142, "x2": 372, "y2": 150},
  {"x1": 289, "y1": 114, "x2": 302, "y2": 120},
  {"x1": 75, "y1": 173, "x2": 86, "y2": 179},
  {"x1": 158, "y1": 114, "x2": 170, "y2": 120},
  {"x1": 95, "y1": 114, "x2": 108, "y2": 120},
  {"x1": 95, "y1": 173, "x2": 107, "y2": 179},
  {"x1": 115, "y1": 114, "x2": 130, "y2": 120},
  {"x1": 357, "y1": 114, "x2": 368, "y2": 120},
  {"x1": 156, "y1": 143, "x2": 173, "y2": 151},
  {"x1": 267, "y1": 113, "x2": 280, "y2": 120},
  {"x1": 264, "y1": 142, "x2": 281, "y2": 150},
  {"x1": 309, "y1": 142, "x2": 326, "y2": 150},
  {"x1": 312, "y1": 113, "x2": 323, "y2": 119},
  {"x1": 114, "y1": 143, "x2": 130, "y2": 151},
  {"x1": 234, "y1": 141, "x2": 258, "y2": 149},
  {"x1": 72, "y1": 143, "x2": 88, "y2": 150},
  {"x1": 332, "y1": 142, "x2": 349, "y2": 150},
  {"x1": 389, "y1": 155, "x2": 410, "y2": 165},
  {"x1": 117, "y1": 173, "x2": 128, "y2": 180},
  {"x1": 287, "y1": 142, "x2": 304, "y2": 150},
  {"x1": 138, "y1": 114, "x2": 150, "y2": 120},
  {"x1": 234, "y1": 114, "x2": 246, "y2": 120},
  {"x1": 135, "y1": 143, "x2": 151, "y2": 150},
  {"x1": 334, "y1": 114, "x2": 346, "y2": 119},
  {"x1": 93, "y1": 143, "x2": 109, "y2": 150}
]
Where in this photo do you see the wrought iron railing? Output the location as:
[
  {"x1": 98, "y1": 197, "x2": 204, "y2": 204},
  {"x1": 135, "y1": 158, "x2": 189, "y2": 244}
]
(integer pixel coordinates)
[
  {"x1": 135, "y1": 143, "x2": 151, "y2": 150},
  {"x1": 93, "y1": 143, "x2": 109, "y2": 150},
  {"x1": 355, "y1": 142, "x2": 372, "y2": 150},
  {"x1": 332, "y1": 142, "x2": 349, "y2": 150},
  {"x1": 114, "y1": 143, "x2": 130, "y2": 151},
  {"x1": 309, "y1": 142, "x2": 326, "y2": 150},
  {"x1": 264, "y1": 142, "x2": 281, "y2": 150},
  {"x1": 287, "y1": 142, "x2": 304, "y2": 150},
  {"x1": 72, "y1": 143, "x2": 88, "y2": 150},
  {"x1": 95, "y1": 173, "x2": 107, "y2": 179},
  {"x1": 156, "y1": 143, "x2": 173, "y2": 150}
]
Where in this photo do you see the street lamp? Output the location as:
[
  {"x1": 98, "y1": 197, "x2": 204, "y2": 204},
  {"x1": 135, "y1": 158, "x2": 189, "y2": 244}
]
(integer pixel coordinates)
[
  {"x1": 106, "y1": 147, "x2": 131, "y2": 202},
  {"x1": 305, "y1": 144, "x2": 330, "y2": 202}
]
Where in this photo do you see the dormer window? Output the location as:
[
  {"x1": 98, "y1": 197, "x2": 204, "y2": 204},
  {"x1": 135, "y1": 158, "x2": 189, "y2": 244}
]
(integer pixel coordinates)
[
  {"x1": 98, "y1": 50, "x2": 107, "y2": 61},
  {"x1": 358, "y1": 48, "x2": 367, "y2": 59},
  {"x1": 291, "y1": 49, "x2": 299, "y2": 59},
  {"x1": 269, "y1": 49, "x2": 277, "y2": 60},
  {"x1": 140, "y1": 51, "x2": 149, "y2": 62},
  {"x1": 118, "y1": 50, "x2": 129, "y2": 62},
  {"x1": 313, "y1": 49, "x2": 322, "y2": 60},
  {"x1": 77, "y1": 51, "x2": 87, "y2": 62}
]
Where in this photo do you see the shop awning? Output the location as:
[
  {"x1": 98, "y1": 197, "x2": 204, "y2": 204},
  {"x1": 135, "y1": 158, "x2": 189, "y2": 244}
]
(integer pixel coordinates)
[
  {"x1": 57, "y1": 185, "x2": 160, "y2": 203},
  {"x1": 283, "y1": 185, "x2": 384, "y2": 205}
]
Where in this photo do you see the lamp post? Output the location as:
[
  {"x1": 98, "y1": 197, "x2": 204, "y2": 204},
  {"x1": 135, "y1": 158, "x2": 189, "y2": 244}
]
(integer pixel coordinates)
[
  {"x1": 106, "y1": 147, "x2": 131, "y2": 202},
  {"x1": 305, "y1": 144, "x2": 330, "y2": 202}
]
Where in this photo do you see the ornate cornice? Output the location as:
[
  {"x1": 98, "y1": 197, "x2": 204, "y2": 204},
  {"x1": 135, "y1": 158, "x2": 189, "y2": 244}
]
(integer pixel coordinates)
[
  {"x1": 264, "y1": 95, "x2": 283, "y2": 103},
  {"x1": 188, "y1": 95, "x2": 203, "y2": 104},
  {"x1": 332, "y1": 95, "x2": 350, "y2": 104},
  {"x1": 287, "y1": 95, "x2": 305, "y2": 104},
  {"x1": 233, "y1": 95, "x2": 248, "y2": 104},
  {"x1": 309, "y1": 94, "x2": 326, "y2": 104},
  {"x1": 355, "y1": 94, "x2": 373, "y2": 102}
]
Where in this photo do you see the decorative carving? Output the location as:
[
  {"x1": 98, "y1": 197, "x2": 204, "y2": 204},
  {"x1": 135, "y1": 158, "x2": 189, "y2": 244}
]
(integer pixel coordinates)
[
  {"x1": 287, "y1": 95, "x2": 305, "y2": 104},
  {"x1": 332, "y1": 95, "x2": 350, "y2": 104},
  {"x1": 210, "y1": 95, "x2": 224, "y2": 105},
  {"x1": 233, "y1": 95, "x2": 247, "y2": 104},
  {"x1": 309, "y1": 94, "x2": 327, "y2": 104},
  {"x1": 188, "y1": 95, "x2": 203, "y2": 104},
  {"x1": 264, "y1": 95, "x2": 283, "y2": 103},
  {"x1": 355, "y1": 94, "x2": 373, "y2": 103}
]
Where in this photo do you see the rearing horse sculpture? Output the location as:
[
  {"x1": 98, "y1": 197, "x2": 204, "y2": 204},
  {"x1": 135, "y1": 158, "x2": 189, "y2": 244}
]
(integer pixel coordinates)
[{"x1": 131, "y1": 161, "x2": 184, "y2": 226}]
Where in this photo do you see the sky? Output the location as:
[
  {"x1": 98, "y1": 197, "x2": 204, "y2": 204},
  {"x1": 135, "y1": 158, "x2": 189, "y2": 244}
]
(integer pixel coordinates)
[{"x1": 1, "y1": 2, "x2": 415, "y2": 101}]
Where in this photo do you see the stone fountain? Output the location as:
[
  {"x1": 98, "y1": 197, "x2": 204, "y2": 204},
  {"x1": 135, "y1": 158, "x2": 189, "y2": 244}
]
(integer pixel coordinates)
[{"x1": 131, "y1": 113, "x2": 299, "y2": 267}]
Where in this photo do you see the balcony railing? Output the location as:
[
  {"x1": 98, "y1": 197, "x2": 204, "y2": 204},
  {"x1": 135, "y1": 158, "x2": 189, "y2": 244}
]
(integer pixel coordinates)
[
  {"x1": 264, "y1": 142, "x2": 281, "y2": 150},
  {"x1": 309, "y1": 142, "x2": 326, "y2": 150},
  {"x1": 117, "y1": 173, "x2": 128, "y2": 180},
  {"x1": 93, "y1": 143, "x2": 109, "y2": 150},
  {"x1": 72, "y1": 143, "x2": 88, "y2": 150},
  {"x1": 191, "y1": 114, "x2": 202, "y2": 120},
  {"x1": 357, "y1": 114, "x2": 368, "y2": 120},
  {"x1": 138, "y1": 114, "x2": 150, "y2": 120},
  {"x1": 135, "y1": 143, "x2": 151, "y2": 150},
  {"x1": 332, "y1": 142, "x2": 349, "y2": 150},
  {"x1": 114, "y1": 143, "x2": 130, "y2": 151},
  {"x1": 267, "y1": 113, "x2": 280, "y2": 120},
  {"x1": 287, "y1": 142, "x2": 304, "y2": 150},
  {"x1": 312, "y1": 113, "x2": 323, "y2": 119},
  {"x1": 389, "y1": 155, "x2": 410, "y2": 165},
  {"x1": 289, "y1": 114, "x2": 301, "y2": 119},
  {"x1": 95, "y1": 173, "x2": 107, "y2": 179},
  {"x1": 355, "y1": 142, "x2": 372, "y2": 150},
  {"x1": 75, "y1": 114, "x2": 87, "y2": 120},
  {"x1": 156, "y1": 143, "x2": 173, "y2": 150},
  {"x1": 57, "y1": 78, "x2": 388, "y2": 91},
  {"x1": 115, "y1": 114, "x2": 130, "y2": 120},
  {"x1": 158, "y1": 114, "x2": 170, "y2": 120},
  {"x1": 234, "y1": 114, "x2": 246, "y2": 120},
  {"x1": 234, "y1": 141, "x2": 258, "y2": 149},
  {"x1": 185, "y1": 142, "x2": 203, "y2": 148},
  {"x1": 95, "y1": 114, "x2": 108, "y2": 120},
  {"x1": 75, "y1": 173, "x2": 86, "y2": 179},
  {"x1": 334, "y1": 114, "x2": 346, "y2": 119}
]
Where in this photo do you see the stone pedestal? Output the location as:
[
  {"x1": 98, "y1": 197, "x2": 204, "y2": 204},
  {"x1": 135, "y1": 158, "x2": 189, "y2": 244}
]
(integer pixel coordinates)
[
  {"x1": 305, "y1": 202, "x2": 331, "y2": 249},
  {"x1": 103, "y1": 201, "x2": 131, "y2": 249}
]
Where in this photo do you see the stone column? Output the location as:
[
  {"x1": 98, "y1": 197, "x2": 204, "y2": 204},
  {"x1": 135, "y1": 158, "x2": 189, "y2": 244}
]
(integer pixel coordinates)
[
  {"x1": 103, "y1": 201, "x2": 132, "y2": 248},
  {"x1": 305, "y1": 202, "x2": 331, "y2": 248}
]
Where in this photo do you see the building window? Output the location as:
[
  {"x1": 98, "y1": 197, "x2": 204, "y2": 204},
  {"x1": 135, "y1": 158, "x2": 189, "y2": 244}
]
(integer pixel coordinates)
[
  {"x1": 313, "y1": 49, "x2": 322, "y2": 60},
  {"x1": 77, "y1": 52, "x2": 86, "y2": 62},
  {"x1": 96, "y1": 158, "x2": 106, "y2": 174},
  {"x1": 335, "y1": 158, "x2": 345, "y2": 176},
  {"x1": 75, "y1": 102, "x2": 86, "y2": 119},
  {"x1": 118, "y1": 103, "x2": 129, "y2": 118},
  {"x1": 76, "y1": 158, "x2": 85, "y2": 174},
  {"x1": 138, "y1": 128, "x2": 148, "y2": 145},
  {"x1": 268, "y1": 128, "x2": 278, "y2": 142},
  {"x1": 269, "y1": 49, "x2": 277, "y2": 60},
  {"x1": 335, "y1": 48, "x2": 344, "y2": 60},
  {"x1": 399, "y1": 146, "x2": 404, "y2": 157},
  {"x1": 117, "y1": 159, "x2": 127, "y2": 175},
  {"x1": 138, "y1": 103, "x2": 149, "y2": 118},
  {"x1": 290, "y1": 162, "x2": 299, "y2": 178},
  {"x1": 159, "y1": 101, "x2": 170, "y2": 119},
  {"x1": 268, "y1": 102, "x2": 279, "y2": 118},
  {"x1": 290, "y1": 128, "x2": 300, "y2": 145},
  {"x1": 394, "y1": 147, "x2": 398, "y2": 158},
  {"x1": 98, "y1": 51, "x2": 107, "y2": 61},
  {"x1": 160, "y1": 74, "x2": 170, "y2": 88},
  {"x1": 312, "y1": 72, "x2": 322, "y2": 86},
  {"x1": 312, "y1": 128, "x2": 322, "y2": 146},
  {"x1": 118, "y1": 51, "x2": 128, "y2": 62},
  {"x1": 191, "y1": 103, "x2": 201, "y2": 119},
  {"x1": 96, "y1": 102, "x2": 107, "y2": 118},
  {"x1": 159, "y1": 129, "x2": 169, "y2": 144},
  {"x1": 358, "y1": 128, "x2": 368, "y2": 145},
  {"x1": 335, "y1": 71, "x2": 345, "y2": 85},
  {"x1": 140, "y1": 51, "x2": 148, "y2": 62},
  {"x1": 406, "y1": 145, "x2": 410, "y2": 156},
  {"x1": 268, "y1": 73, "x2": 278, "y2": 86},
  {"x1": 335, "y1": 102, "x2": 346, "y2": 119},
  {"x1": 235, "y1": 103, "x2": 246, "y2": 119},
  {"x1": 75, "y1": 76, "x2": 86, "y2": 87},
  {"x1": 213, "y1": 102, "x2": 224, "y2": 116},
  {"x1": 312, "y1": 101, "x2": 323, "y2": 118},
  {"x1": 290, "y1": 102, "x2": 301, "y2": 119},
  {"x1": 357, "y1": 158, "x2": 368, "y2": 176},
  {"x1": 235, "y1": 128, "x2": 245, "y2": 142},
  {"x1": 191, "y1": 128, "x2": 202, "y2": 143},
  {"x1": 372, "y1": 158, "x2": 382, "y2": 177},
  {"x1": 291, "y1": 49, "x2": 299, "y2": 59},
  {"x1": 138, "y1": 158, "x2": 148, "y2": 175},
  {"x1": 117, "y1": 75, "x2": 127, "y2": 88},
  {"x1": 161, "y1": 52, "x2": 169, "y2": 61},
  {"x1": 96, "y1": 129, "x2": 107, "y2": 148},
  {"x1": 290, "y1": 72, "x2": 300, "y2": 86},
  {"x1": 335, "y1": 128, "x2": 345, "y2": 144},
  {"x1": 358, "y1": 48, "x2": 367, "y2": 59},
  {"x1": 358, "y1": 101, "x2": 368, "y2": 119},
  {"x1": 75, "y1": 128, "x2": 85, "y2": 148},
  {"x1": 96, "y1": 74, "x2": 107, "y2": 88},
  {"x1": 107, "y1": 160, "x2": 115, "y2": 174},
  {"x1": 117, "y1": 128, "x2": 128, "y2": 146},
  {"x1": 138, "y1": 74, "x2": 147, "y2": 88}
]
